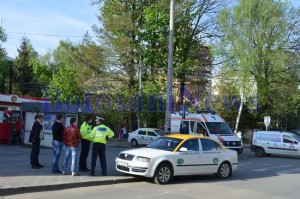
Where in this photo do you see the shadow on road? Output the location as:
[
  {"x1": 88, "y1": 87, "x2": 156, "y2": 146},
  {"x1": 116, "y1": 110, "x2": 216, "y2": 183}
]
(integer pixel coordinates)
[{"x1": 1, "y1": 145, "x2": 300, "y2": 185}]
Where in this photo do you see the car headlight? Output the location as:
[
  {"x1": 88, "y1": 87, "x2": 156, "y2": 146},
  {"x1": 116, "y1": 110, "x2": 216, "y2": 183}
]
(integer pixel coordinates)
[{"x1": 134, "y1": 156, "x2": 151, "y2": 163}]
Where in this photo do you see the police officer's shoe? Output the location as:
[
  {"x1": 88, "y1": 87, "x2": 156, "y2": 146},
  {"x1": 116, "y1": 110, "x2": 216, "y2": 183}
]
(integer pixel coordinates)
[
  {"x1": 90, "y1": 172, "x2": 95, "y2": 176},
  {"x1": 102, "y1": 171, "x2": 107, "y2": 176},
  {"x1": 37, "y1": 163, "x2": 44, "y2": 168}
]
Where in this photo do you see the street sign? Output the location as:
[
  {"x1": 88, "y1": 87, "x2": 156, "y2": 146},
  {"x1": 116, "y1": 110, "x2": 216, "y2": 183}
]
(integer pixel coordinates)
[{"x1": 264, "y1": 116, "x2": 271, "y2": 131}]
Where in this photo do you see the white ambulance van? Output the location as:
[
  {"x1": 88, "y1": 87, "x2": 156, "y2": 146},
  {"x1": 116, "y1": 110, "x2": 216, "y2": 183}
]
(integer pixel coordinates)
[
  {"x1": 251, "y1": 131, "x2": 300, "y2": 157},
  {"x1": 171, "y1": 111, "x2": 243, "y2": 154}
]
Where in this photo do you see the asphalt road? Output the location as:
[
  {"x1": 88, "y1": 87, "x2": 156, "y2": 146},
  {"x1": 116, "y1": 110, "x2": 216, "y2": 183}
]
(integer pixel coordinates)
[
  {"x1": 4, "y1": 148, "x2": 300, "y2": 199},
  {"x1": 0, "y1": 143, "x2": 127, "y2": 177}
]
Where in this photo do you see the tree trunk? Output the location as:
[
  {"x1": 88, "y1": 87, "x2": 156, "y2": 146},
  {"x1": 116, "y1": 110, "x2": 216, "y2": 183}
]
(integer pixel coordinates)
[
  {"x1": 234, "y1": 88, "x2": 244, "y2": 134},
  {"x1": 0, "y1": 72, "x2": 5, "y2": 93}
]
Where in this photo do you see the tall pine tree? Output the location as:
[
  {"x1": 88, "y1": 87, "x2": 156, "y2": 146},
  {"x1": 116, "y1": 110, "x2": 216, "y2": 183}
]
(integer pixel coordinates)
[{"x1": 14, "y1": 37, "x2": 34, "y2": 95}]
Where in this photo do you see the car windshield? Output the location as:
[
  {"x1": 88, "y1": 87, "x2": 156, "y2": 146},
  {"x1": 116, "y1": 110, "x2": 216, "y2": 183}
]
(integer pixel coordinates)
[
  {"x1": 292, "y1": 135, "x2": 300, "y2": 142},
  {"x1": 205, "y1": 122, "x2": 233, "y2": 135},
  {"x1": 147, "y1": 137, "x2": 182, "y2": 151},
  {"x1": 154, "y1": 129, "x2": 165, "y2": 136}
]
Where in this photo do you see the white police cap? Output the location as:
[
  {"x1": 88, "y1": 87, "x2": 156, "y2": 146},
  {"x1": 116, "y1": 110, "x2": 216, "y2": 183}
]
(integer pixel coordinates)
[{"x1": 95, "y1": 116, "x2": 104, "y2": 122}]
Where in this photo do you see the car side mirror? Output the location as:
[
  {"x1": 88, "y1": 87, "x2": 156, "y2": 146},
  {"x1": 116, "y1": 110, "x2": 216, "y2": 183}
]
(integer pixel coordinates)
[
  {"x1": 179, "y1": 147, "x2": 188, "y2": 152},
  {"x1": 294, "y1": 141, "x2": 298, "y2": 145}
]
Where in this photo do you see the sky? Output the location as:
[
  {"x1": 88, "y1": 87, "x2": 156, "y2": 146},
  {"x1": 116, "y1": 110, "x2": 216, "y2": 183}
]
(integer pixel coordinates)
[
  {"x1": 0, "y1": 0, "x2": 299, "y2": 58},
  {"x1": 0, "y1": 0, "x2": 99, "y2": 58}
]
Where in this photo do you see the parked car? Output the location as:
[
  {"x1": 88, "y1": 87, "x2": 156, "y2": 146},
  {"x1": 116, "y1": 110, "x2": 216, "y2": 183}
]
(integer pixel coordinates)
[
  {"x1": 251, "y1": 131, "x2": 300, "y2": 157},
  {"x1": 128, "y1": 128, "x2": 165, "y2": 147},
  {"x1": 116, "y1": 134, "x2": 238, "y2": 184}
]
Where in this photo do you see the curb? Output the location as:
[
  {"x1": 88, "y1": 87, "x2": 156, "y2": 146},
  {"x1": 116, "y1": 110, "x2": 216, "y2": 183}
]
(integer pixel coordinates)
[{"x1": 0, "y1": 177, "x2": 138, "y2": 196}]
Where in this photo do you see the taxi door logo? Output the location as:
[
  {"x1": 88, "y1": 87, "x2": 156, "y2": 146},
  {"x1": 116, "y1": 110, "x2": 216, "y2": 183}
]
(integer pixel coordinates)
[
  {"x1": 177, "y1": 158, "x2": 184, "y2": 165},
  {"x1": 213, "y1": 158, "x2": 218, "y2": 164}
]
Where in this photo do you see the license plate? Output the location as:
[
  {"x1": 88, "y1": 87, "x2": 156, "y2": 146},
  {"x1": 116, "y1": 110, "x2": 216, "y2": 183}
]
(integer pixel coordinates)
[{"x1": 118, "y1": 161, "x2": 128, "y2": 167}]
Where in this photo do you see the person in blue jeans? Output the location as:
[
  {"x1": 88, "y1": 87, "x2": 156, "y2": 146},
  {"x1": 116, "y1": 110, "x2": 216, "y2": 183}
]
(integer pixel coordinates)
[
  {"x1": 62, "y1": 118, "x2": 81, "y2": 176},
  {"x1": 51, "y1": 114, "x2": 65, "y2": 173}
]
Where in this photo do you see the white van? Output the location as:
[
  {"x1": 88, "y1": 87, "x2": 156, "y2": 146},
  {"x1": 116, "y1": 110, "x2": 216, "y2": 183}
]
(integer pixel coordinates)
[
  {"x1": 171, "y1": 112, "x2": 243, "y2": 154},
  {"x1": 251, "y1": 131, "x2": 300, "y2": 157}
]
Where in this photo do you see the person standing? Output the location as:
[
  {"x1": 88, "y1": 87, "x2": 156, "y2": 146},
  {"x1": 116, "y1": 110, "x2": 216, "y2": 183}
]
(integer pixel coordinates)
[
  {"x1": 29, "y1": 115, "x2": 44, "y2": 169},
  {"x1": 62, "y1": 118, "x2": 81, "y2": 176},
  {"x1": 90, "y1": 117, "x2": 114, "y2": 176},
  {"x1": 13, "y1": 118, "x2": 22, "y2": 145},
  {"x1": 79, "y1": 115, "x2": 93, "y2": 172},
  {"x1": 117, "y1": 127, "x2": 122, "y2": 141},
  {"x1": 51, "y1": 114, "x2": 65, "y2": 174},
  {"x1": 122, "y1": 127, "x2": 127, "y2": 139}
]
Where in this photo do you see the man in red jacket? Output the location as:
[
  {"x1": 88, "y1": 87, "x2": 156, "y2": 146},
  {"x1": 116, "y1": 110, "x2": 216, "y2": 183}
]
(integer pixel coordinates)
[
  {"x1": 13, "y1": 117, "x2": 22, "y2": 145},
  {"x1": 62, "y1": 118, "x2": 81, "y2": 176}
]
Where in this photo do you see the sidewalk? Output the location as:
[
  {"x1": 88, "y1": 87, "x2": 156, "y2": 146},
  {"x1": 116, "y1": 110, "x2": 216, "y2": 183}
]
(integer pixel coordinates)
[{"x1": 0, "y1": 139, "x2": 136, "y2": 196}]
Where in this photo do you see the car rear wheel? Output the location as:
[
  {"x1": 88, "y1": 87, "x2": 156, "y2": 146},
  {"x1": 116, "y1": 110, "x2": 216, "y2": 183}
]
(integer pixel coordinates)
[
  {"x1": 153, "y1": 163, "x2": 173, "y2": 185},
  {"x1": 217, "y1": 162, "x2": 231, "y2": 179},
  {"x1": 131, "y1": 139, "x2": 138, "y2": 147},
  {"x1": 255, "y1": 147, "x2": 265, "y2": 157}
]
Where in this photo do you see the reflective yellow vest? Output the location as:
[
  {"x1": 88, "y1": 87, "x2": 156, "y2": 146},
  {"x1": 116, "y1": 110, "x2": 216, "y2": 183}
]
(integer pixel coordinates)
[
  {"x1": 80, "y1": 122, "x2": 93, "y2": 141},
  {"x1": 90, "y1": 124, "x2": 114, "y2": 144}
]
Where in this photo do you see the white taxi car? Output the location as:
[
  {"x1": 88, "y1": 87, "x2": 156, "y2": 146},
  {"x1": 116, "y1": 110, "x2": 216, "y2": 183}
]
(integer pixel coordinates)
[
  {"x1": 116, "y1": 134, "x2": 238, "y2": 184},
  {"x1": 128, "y1": 128, "x2": 165, "y2": 147}
]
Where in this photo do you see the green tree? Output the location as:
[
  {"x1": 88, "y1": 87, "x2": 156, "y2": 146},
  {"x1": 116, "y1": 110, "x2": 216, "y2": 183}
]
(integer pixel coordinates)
[
  {"x1": 0, "y1": 59, "x2": 12, "y2": 93},
  {"x1": 94, "y1": 0, "x2": 154, "y2": 130},
  {"x1": 0, "y1": 26, "x2": 7, "y2": 59},
  {"x1": 93, "y1": 0, "x2": 223, "y2": 129},
  {"x1": 217, "y1": 0, "x2": 300, "y2": 130},
  {"x1": 14, "y1": 37, "x2": 34, "y2": 95},
  {"x1": 0, "y1": 26, "x2": 8, "y2": 93}
]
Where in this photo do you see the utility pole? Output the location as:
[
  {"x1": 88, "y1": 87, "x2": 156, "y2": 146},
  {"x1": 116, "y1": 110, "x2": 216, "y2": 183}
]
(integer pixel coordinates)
[{"x1": 164, "y1": 0, "x2": 175, "y2": 134}]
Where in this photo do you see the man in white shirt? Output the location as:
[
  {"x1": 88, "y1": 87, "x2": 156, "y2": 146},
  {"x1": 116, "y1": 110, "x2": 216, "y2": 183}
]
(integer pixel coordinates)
[{"x1": 122, "y1": 127, "x2": 127, "y2": 139}]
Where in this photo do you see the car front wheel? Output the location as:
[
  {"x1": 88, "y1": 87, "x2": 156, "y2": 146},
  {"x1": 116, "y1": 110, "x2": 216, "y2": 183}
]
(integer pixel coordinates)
[
  {"x1": 131, "y1": 139, "x2": 138, "y2": 147},
  {"x1": 217, "y1": 162, "x2": 231, "y2": 179},
  {"x1": 153, "y1": 163, "x2": 173, "y2": 185}
]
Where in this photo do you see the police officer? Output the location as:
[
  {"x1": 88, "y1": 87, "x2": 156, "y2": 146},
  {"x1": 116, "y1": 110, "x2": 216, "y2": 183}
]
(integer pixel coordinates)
[
  {"x1": 90, "y1": 117, "x2": 114, "y2": 176},
  {"x1": 79, "y1": 115, "x2": 93, "y2": 172}
]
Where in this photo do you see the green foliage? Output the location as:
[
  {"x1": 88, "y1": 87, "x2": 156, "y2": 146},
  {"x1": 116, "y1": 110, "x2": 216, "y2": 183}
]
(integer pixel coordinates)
[
  {"x1": 49, "y1": 65, "x2": 83, "y2": 103},
  {"x1": 217, "y1": 0, "x2": 300, "y2": 130},
  {"x1": 48, "y1": 40, "x2": 84, "y2": 103},
  {"x1": 13, "y1": 37, "x2": 34, "y2": 95},
  {"x1": 93, "y1": 0, "x2": 221, "y2": 129},
  {"x1": 0, "y1": 59, "x2": 12, "y2": 93},
  {"x1": 218, "y1": 0, "x2": 300, "y2": 102},
  {"x1": 0, "y1": 26, "x2": 7, "y2": 59}
]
